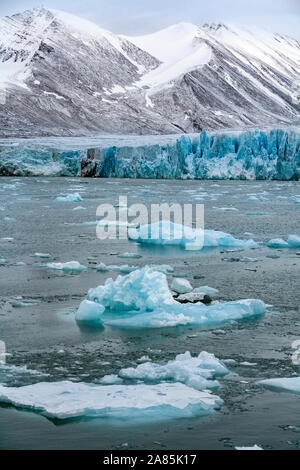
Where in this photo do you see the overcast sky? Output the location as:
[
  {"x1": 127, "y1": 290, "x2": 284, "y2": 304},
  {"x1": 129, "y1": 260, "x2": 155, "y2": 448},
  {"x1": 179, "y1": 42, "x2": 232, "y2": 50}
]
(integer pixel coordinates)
[{"x1": 1, "y1": 0, "x2": 299, "y2": 38}]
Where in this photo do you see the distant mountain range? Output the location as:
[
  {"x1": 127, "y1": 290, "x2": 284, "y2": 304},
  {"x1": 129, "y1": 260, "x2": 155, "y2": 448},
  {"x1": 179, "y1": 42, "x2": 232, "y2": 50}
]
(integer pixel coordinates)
[{"x1": 0, "y1": 7, "x2": 299, "y2": 137}]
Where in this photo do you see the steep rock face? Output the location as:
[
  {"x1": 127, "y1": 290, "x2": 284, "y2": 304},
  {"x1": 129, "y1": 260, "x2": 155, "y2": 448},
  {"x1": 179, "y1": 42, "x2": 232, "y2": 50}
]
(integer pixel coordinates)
[
  {"x1": 0, "y1": 8, "x2": 299, "y2": 137},
  {"x1": 0, "y1": 129, "x2": 299, "y2": 179}
]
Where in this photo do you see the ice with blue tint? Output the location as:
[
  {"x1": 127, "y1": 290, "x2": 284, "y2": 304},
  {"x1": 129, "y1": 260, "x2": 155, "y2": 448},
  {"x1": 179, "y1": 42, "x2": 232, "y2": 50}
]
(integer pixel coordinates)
[
  {"x1": 128, "y1": 221, "x2": 258, "y2": 250},
  {"x1": 118, "y1": 351, "x2": 229, "y2": 391},
  {"x1": 267, "y1": 235, "x2": 300, "y2": 248},
  {"x1": 0, "y1": 128, "x2": 299, "y2": 179},
  {"x1": 55, "y1": 193, "x2": 83, "y2": 202},
  {"x1": 0, "y1": 381, "x2": 223, "y2": 420},
  {"x1": 287, "y1": 235, "x2": 300, "y2": 248},
  {"x1": 258, "y1": 377, "x2": 300, "y2": 395},
  {"x1": 75, "y1": 299, "x2": 104, "y2": 323},
  {"x1": 81, "y1": 267, "x2": 266, "y2": 328}
]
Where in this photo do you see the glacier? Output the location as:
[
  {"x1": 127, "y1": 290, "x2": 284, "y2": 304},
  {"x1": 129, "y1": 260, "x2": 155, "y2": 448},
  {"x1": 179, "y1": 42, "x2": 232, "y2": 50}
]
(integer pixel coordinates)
[
  {"x1": 0, "y1": 128, "x2": 299, "y2": 179},
  {"x1": 78, "y1": 266, "x2": 266, "y2": 328}
]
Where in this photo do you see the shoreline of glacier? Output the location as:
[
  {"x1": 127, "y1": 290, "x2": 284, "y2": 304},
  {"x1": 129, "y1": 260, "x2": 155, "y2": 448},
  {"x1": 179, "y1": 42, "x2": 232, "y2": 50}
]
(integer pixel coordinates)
[{"x1": 0, "y1": 128, "x2": 299, "y2": 180}]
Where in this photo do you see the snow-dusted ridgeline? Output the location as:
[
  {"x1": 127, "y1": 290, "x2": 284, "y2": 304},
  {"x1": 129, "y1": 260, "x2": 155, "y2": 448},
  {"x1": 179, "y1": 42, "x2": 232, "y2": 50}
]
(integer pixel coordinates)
[
  {"x1": 0, "y1": 8, "x2": 299, "y2": 136},
  {"x1": 0, "y1": 128, "x2": 299, "y2": 179}
]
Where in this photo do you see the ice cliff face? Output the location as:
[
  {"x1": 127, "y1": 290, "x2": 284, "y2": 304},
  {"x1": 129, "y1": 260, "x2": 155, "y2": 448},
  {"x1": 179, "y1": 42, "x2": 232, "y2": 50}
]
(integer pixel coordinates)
[
  {"x1": 0, "y1": 128, "x2": 299, "y2": 179},
  {"x1": 0, "y1": 8, "x2": 299, "y2": 137}
]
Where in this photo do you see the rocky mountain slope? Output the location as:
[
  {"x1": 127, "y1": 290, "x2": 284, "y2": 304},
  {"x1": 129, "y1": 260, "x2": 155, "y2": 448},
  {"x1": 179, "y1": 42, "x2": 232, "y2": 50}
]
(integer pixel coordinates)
[{"x1": 0, "y1": 7, "x2": 299, "y2": 136}]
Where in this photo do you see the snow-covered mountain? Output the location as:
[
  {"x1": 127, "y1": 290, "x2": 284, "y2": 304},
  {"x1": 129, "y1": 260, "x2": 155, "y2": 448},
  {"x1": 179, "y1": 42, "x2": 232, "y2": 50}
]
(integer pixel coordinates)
[{"x1": 0, "y1": 7, "x2": 299, "y2": 136}]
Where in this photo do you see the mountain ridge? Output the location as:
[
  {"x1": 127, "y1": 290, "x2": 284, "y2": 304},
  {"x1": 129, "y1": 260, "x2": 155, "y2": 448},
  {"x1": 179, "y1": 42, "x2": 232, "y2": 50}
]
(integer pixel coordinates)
[{"x1": 0, "y1": 7, "x2": 299, "y2": 137}]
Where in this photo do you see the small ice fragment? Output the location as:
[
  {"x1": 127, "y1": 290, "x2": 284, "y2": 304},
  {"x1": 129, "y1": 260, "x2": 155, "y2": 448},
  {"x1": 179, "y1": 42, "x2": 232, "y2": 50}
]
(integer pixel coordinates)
[
  {"x1": 267, "y1": 238, "x2": 289, "y2": 248},
  {"x1": 75, "y1": 299, "x2": 104, "y2": 322},
  {"x1": 171, "y1": 278, "x2": 193, "y2": 294},
  {"x1": 46, "y1": 261, "x2": 87, "y2": 273},
  {"x1": 32, "y1": 253, "x2": 51, "y2": 259},
  {"x1": 287, "y1": 235, "x2": 300, "y2": 248},
  {"x1": 98, "y1": 374, "x2": 123, "y2": 385},
  {"x1": 73, "y1": 206, "x2": 86, "y2": 211},
  {"x1": 235, "y1": 445, "x2": 263, "y2": 451},
  {"x1": 118, "y1": 253, "x2": 142, "y2": 259},
  {"x1": 193, "y1": 286, "x2": 219, "y2": 297},
  {"x1": 2, "y1": 217, "x2": 16, "y2": 222},
  {"x1": 55, "y1": 193, "x2": 83, "y2": 202}
]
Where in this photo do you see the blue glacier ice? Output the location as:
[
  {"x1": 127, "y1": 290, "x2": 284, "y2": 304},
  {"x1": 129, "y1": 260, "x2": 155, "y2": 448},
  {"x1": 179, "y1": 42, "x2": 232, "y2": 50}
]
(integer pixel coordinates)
[
  {"x1": 79, "y1": 266, "x2": 266, "y2": 328},
  {"x1": 0, "y1": 128, "x2": 299, "y2": 179},
  {"x1": 128, "y1": 221, "x2": 258, "y2": 250}
]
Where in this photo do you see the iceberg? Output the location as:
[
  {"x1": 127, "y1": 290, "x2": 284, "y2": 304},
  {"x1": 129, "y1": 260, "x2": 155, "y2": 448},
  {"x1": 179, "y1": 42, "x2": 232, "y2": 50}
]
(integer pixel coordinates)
[
  {"x1": 81, "y1": 267, "x2": 266, "y2": 328},
  {"x1": 129, "y1": 221, "x2": 258, "y2": 250},
  {"x1": 258, "y1": 377, "x2": 300, "y2": 395},
  {"x1": 118, "y1": 351, "x2": 229, "y2": 391},
  {"x1": 1, "y1": 129, "x2": 299, "y2": 179},
  {"x1": 0, "y1": 381, "x2": 223, "y2": 420}
]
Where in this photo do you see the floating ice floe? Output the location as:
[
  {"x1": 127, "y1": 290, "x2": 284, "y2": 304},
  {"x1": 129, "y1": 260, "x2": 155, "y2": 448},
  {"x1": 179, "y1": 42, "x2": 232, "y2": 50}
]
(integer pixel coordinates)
[
  {"x1": 0, "y1": 381, "x2": 222, "y2": 421},
  {"x1": 171, "y1": 278, "x2": 193, "y2": 294},
  {"x1": 235, "y1": 445, "x2": 263, "y2": 451},
  {"x1": 247, "y1": 196, "x2": 268, "y2": 202},
  {"x1": 118, "y1": 351, "x2": 229, "y2": 391},
  {"x1": 75, "y1": 299, "x2": 104, "y2": 322},
  {"x1": 267, "y1": 235, "x2": 300, "y2": 249},
  {"x1": 193, "y1": 286, "x2": 219, "y2": 297},
  {"x1": 96, "y1": 262, "x2": 173, "y2": 275},
  {"x1": 79, "y1": 267, "x2": 266, "y2": 328},
  {"x1": 32, "y1": 252, "x2": 52, "y2": 259},
  {"x1": 128, "y1": 221, "x2": 258, "y2": 250},
  {"x1": 118, "y1": 253, "x2": 142, "y2": 259},
  {"x1": 73, "y1": 206, "x2": 86, "y2": 211},
  {"x1": 55, "y1": 193, "x2": 83, "y2": 202},
  {"x1": 2, "y1": 216, "x2": 16, "y2": 222},
  {"x1": 287, "y1": 235, "x2": 300, "y2": 248},
  {"x1": 258, "y1": 377, "x2": 300, "y2": 395},
  {"x1": 46, "y1": 261, "x2": 87, "y2": 273}
]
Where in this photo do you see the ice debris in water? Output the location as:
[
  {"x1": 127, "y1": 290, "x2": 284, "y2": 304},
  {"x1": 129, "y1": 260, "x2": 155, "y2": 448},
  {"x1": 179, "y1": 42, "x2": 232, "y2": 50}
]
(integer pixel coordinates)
[
  {"x1": 75, "y1": 299, "x2": 104, "y2": 322},
  {"x1": 258, "y1": 377, "x2": 300, "y2": 395},
  {"x1": 117, "y1": 351, "x2": 229, "y2": 391},
  {"x1": 193, "y1": 286, "x2": 219, "y2": 297},
  {"x1": 287, "y1": 235, "x2": 300, "y2": 248},
  {"x1": 235, "y1": 445, "x2": 263, "y2": 451},
  {"x1": 79, "y1": 267, "x2": 266, "y2": 328},
  {"x1": 267, "y1": 235, "x2": 300, "y2": 248},
  {"x1": 96, "y1": 263, "x2": 173, "y2": 275},
  {"x1": 46, "y1": 261, "x2": 87, "y2": 273},
  {"x1": 171, "y1": 278, "x2": 193, "y2": 294},
  {"x1": 32, "y1": 252, "x2": 51, "y2": 258},
  {"x1": 55, "y1": 193, "x2": 83, "y2": 202},
  {"x1": 0, "y1": 381, "x2": 223, "y2": 421},
  {"x1": 129, "y1": 221, "x2": 258, "y2": 250},
  {"x1": 2, "y1": 217, "x2": 16, "y2": 222},
  {"x1": 118, "y1": 253, "x2": 142, "y2": 259},
  {"x1": 73, "y1": 206, "x2": 86, "y2": 211}
]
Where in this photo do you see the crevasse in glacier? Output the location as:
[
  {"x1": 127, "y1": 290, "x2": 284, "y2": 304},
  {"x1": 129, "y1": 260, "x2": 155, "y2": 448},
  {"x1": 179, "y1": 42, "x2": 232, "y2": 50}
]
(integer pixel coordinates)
[{"x1": 0, "y1": 128, "x2": 299, "y2": 179}]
